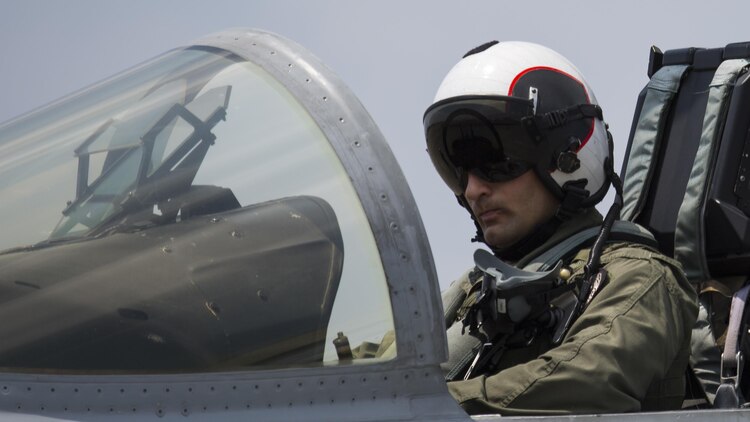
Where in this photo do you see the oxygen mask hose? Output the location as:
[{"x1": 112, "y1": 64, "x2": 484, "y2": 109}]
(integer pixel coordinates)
[
  {"x1": 584, "y1": 134, "x2": 623, "y2": 278},
  {"x1": 574, "y1": 136, "x2": 623, "y2": 332}
]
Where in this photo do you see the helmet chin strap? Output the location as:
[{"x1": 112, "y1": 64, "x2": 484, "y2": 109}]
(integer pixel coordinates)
[
  {"x1": 458, "y1": 194, "x2": 565, "y2": 262},
  {"x1": 458, "y1": 173, "x2": 607, "y2": 263},
  {"x1": 507, "y1": 127, "x2": 618, "y2": 261},
  {"x1": 582, "y1": 136, "x2": 623, "y2": 278},
  {"x1": 457, "y1": 130, "x2": 617, "y2": 262},
  {"x1": 490, "y1": 180, "x2": 589, "y2": 261},
  {"x1": 555, "y1": 179, "x2": 590, "y2": 220},
  {"x1": 494, "y1": 217, "x2": 562, "y2": 262}
]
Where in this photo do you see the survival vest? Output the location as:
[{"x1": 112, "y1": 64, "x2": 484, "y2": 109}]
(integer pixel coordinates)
[{"x1": 441, "y1": 219, "x2": 658, "y2": 381}]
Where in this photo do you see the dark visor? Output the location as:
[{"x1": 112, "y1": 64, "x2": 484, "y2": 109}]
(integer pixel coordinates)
[{"x1": 424, "y1": 95, "x2": 538, "y2": 195}]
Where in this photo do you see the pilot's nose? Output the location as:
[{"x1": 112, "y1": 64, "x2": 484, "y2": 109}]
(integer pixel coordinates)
[{"x1": 464, "y1": 172, "x2": 492, "y2": 202}]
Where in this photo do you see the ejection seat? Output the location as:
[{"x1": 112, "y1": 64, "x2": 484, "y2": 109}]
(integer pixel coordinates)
[{"x1": 619, "y1": 42, "x2": 750, "y2": 408}]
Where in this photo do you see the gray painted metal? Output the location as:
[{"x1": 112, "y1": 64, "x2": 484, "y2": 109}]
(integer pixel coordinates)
[{"x1": 476, "y1": 408, "x2": 750, "y2": 421}]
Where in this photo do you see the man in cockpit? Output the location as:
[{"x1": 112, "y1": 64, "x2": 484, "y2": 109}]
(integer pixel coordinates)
[{"x1": 424, "y1": 41, "x2": 698, "y2": 415}]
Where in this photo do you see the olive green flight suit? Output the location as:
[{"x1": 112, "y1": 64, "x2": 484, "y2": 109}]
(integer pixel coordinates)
[{"x1": 444, "y1": 208, "x2": 698, "y2": 415}]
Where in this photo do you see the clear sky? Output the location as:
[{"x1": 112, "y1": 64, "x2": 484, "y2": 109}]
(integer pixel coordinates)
[{"x1": 2, "y1": 0, "x2": 749, "y2": 288}]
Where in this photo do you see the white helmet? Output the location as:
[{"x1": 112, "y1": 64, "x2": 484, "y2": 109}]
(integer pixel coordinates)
[{"x1": 424, "y1": 41, "x2": 612, "y2": 213}]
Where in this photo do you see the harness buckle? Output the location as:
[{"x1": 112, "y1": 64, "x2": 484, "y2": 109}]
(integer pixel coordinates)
[{"x1": 720, "y1": 351, "x2": 744, "y2": 389}]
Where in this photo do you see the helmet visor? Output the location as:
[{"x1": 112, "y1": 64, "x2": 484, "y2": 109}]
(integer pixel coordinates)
[{"x1": 424, "y1": 96, "x2": 538, "y2": 194}]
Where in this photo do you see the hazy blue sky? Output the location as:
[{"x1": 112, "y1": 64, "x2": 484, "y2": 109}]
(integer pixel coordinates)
[{"x1": 2, "y1": 0, "x2": 749, "y2": 288}]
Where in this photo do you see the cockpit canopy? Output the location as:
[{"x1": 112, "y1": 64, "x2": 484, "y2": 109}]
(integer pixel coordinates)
[{"x1": 0, "y1": 44, "x2": 397, "y2": 373}]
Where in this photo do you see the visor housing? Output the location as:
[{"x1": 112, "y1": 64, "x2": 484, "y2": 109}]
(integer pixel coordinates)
[{"x1": 424, "y1": 95, "x2": 538, "y2": 194}]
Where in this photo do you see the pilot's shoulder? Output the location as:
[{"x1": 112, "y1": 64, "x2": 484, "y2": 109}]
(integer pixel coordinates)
[{"x1": 572, "y1": 242, "x2": 695, "y2": 297}]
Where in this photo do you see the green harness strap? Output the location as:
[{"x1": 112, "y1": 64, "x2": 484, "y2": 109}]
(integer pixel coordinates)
[
  {"x1": 674, "y1": 58, "x2": 750, "y2": 281},
  {"x1": 524, "y1": 220, "x2": 656, "y2": 272},
  {"x1": 621, "y1": 64, "x2": 690, "y2": 222},
  {"x1": 661, "y1": 58, "x2": 750, "y2": 408}
]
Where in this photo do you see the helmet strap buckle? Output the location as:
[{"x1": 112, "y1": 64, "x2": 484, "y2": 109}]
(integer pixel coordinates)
[
  {"x1": 556, "y1": 179, "x2": 589, "y2": 220},
  {"x1": 544, "y1": 109, "x2": 569, "y2": 128}
]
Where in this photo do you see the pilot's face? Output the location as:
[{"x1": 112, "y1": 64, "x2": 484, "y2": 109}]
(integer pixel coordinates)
[{"x1": 464, "y1": 170, "x2": 560, "y2": 251}]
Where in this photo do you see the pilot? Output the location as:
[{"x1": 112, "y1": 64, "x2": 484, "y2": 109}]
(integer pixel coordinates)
[{"x1": 424, "y1": 41, "x2": 698, "y2": 415}]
